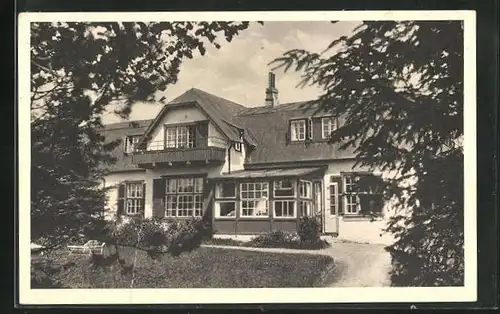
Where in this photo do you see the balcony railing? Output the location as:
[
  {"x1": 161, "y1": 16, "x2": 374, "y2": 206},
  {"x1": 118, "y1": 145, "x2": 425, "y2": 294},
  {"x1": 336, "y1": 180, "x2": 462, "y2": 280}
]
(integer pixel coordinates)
[{"x1": 131, "y1": 139, "x2": 227, "y2": 167}]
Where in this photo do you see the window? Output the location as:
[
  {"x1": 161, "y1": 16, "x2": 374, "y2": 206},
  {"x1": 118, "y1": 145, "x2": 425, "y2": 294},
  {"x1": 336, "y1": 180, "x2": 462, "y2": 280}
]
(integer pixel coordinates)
[
  {"x1": 273, "y1": 179, "x2": 295, "y2": 197},
  {"x1": 274, "y1": 200, "x2": 296, "y2": 218},
  {"x1": 165, "y1": 125, "x2": 195, "y2": 148},
  {"x1": 240, "y1": 182, "x2": 269, "y2": 217},
  {"x1": 322, "y1": 117, "x2": 338, "y2": 139},
  {"x1": 233, "y1": 142, "x2": 242, "y2": 152},
  {"x1": 124, "y1": 135, "x2": 141, "y2": 153},
  {"x1": 329, "y1": 180, "x2": 339, "y2": 216},
  {"x1": 343, "y1": 175, "x2": 360, "y2": 215},
  {"x1": 299, "y1": 180, "x2": 312, "y2": 198},
  {"x1": 165, "y1": 177, "x2": 204, "y2": 217},
  {"x1": 290, "y1": 120, "x2": 306, "y2": 141},
  {"x1": 215, "y1": 201, "x2": 236, "y2": 217},
  {"x1": 125, "y1": 182, "x2": 143, "y2": 215},
  {"x1": 307, "y1": 118, "x2": 313, "y2": 140},
  {"x1": 217, "y1": 182, "x2": 236, "y2": 198},
  {"x1": 299, "y1": 200, "x2": 312, "y2": 217}
]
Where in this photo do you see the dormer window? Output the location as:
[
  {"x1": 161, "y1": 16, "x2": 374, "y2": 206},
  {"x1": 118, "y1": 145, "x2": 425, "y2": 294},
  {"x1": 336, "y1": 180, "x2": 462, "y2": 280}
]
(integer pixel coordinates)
[
  {"x1": 290, "y1": 119, "x2": 306, "y2": 141},
  {"x1": 124, "y1": 135, "x2": 141, "y2": 154},
  {"x1": 322, "y1": 117, "x2": 338, "y2": 139}
]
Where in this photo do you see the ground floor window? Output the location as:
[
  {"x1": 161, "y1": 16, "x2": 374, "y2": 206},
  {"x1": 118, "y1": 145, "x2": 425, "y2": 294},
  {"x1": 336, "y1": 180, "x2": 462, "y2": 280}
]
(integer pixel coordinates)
[
  {"x1": 329, "y1": 179, "x2": 339, "y2": 216},
  {"x1": 165, "y1": 177, "x2": 204, "y2": 217},
  {"x1": 118, "y1": 181, "x2": 145, "y2": 216},
  {"x1": 343, "y1": 175, "x2": 361, "y2": 215},
  {"x1": 240, "y1": 182, "x2": 269, "y2": 217},
  {"x1": 299, "y1": 200, "x2": 312, "y2": 217},
  {"x1": 274, "y1": 200, "x2": 295, "y2": 218}
]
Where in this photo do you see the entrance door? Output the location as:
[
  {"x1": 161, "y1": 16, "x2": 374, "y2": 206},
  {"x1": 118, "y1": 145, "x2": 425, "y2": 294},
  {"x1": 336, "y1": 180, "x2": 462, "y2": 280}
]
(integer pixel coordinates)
[{"x1": 324, "y1": 181, "x2": 339, "y2": 234}]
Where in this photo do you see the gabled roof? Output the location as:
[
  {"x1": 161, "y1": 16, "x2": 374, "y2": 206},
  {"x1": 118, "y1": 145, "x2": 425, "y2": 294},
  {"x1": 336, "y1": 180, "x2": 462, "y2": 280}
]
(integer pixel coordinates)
[{"x1": 139, "y1": 88, "x2": 257, "y2": 147}]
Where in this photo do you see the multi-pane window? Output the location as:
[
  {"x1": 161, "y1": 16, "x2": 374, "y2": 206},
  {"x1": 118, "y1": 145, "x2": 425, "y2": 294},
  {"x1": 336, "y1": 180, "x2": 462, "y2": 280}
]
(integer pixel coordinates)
[
  {"x1": 290, "y1": 120, "x2": 306, "y2": 141},
  {"x1": 124, "y1": 135, "x2": 141, "y2": 153},
  {"x1": 322, "y1": 117, "x2": 338, "y2": 139},
  {"x1": 165, "y1": 125, "x2": 195, "y2": 148},
  {"x1": 343, "y1": 175, "x2": 360, "y2": 214},
  {"x1": 125, "y1": 182, "x2": 143, "y2": 215},
  {"x1": 299, "y1": 200, "x2": 312, "y2": 217},
  {"x1": 165, "y1": 177, "x2": 204, "y2": 217},
  {"x1": 274, "y1": 200, "x2": 295, "y2": 218},
  {"x1": 240, "y1": 182, "x2": 269, "y2": 217}
]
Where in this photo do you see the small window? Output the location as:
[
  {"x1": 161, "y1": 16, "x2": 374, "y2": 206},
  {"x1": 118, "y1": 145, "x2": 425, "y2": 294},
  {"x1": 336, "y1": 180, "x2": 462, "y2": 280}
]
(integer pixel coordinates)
[
  {"x1": 215, "y1": 201, "x2": 237, "y2": 218},
  {"x1": 299, "y1": 180, "x2": 312, "y2": 199},
  {"x1": 217, "y1": 182, "x2": 236, "y2": 198},
  {"x1": 233, "y1": 142, "x2": 242, "y2": 152},
  {"x1": 273, "y1": 179, "x2": 295, "y2": 197},
  {"x1": 299, "y1": 200, "x2": 312, "y2": 217},
  {"x1": 274, "y1": 200, "x2": 296, "y2": 218},
  {"x1": 322, "y1": 117, "x2": 338, "y2": 139},
  {"x1": 290, "y1": 120, "x2": 306, "y2": 141},
  {"x1": 125, "y1": 182, "x2": 144, "y2": 215},
  {"x1": 343, "y1": 175, "x2": 361, "y2": 215},
  {"x1": 124, "y1": 135, "x2": 141, "y2": 153}
]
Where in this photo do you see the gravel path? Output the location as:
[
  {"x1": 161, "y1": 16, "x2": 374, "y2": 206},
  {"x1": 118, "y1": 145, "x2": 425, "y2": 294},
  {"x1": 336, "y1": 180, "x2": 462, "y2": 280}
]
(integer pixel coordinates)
[{"x1": 202, "y1": 240, "x2": 392, "y2": 287}]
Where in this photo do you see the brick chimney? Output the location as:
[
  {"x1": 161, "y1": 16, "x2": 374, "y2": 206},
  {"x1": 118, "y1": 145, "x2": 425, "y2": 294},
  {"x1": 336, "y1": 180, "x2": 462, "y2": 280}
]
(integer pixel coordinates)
[{"x1": 265, "y1": 72, "x2": 279, "y2": 107}]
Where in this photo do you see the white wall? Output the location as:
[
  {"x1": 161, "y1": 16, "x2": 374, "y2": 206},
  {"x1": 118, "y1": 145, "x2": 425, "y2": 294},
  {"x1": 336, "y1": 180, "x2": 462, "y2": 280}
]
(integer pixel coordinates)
[
  {"x1": 147, "y1": 106, "x2": 225, "y2": 150},
  {"x1": 104, "y1": 170, "x2": 147, "y2": 220}
]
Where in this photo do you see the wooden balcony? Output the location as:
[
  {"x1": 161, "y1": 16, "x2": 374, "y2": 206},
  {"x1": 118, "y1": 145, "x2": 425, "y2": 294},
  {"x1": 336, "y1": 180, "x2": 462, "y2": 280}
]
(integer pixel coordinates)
[{"x1": 132, "y1": 146, "x2": 226, "y2": 168}]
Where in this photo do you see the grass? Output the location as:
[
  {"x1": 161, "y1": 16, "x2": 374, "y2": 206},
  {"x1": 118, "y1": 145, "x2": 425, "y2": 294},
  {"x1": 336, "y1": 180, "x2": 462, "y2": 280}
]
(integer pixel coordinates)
[{"x1": 32, "y1": 246, "x2": 336, "y2": 288}]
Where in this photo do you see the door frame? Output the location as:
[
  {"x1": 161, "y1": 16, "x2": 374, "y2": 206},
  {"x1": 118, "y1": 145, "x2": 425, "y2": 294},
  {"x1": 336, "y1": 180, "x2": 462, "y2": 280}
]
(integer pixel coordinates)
[{"x1": 325, "y1": 180, "x2": 340, "y2": 234}]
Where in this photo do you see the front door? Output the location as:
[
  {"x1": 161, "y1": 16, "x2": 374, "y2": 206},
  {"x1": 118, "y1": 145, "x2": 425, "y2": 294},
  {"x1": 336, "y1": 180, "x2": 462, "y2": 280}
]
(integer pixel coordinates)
[{"x1": 324, "y1": 181, "x2": 339, "y2": 234}]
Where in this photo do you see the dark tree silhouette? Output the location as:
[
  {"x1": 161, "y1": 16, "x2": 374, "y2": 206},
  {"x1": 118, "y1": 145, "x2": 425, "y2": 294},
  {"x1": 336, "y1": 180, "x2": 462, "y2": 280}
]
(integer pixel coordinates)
[
  {"x1": 30, "y1": 21, "x2": 253, "y2": 253},
  {"x1": 270, "y1": 21, "x2": 464, "y2": 286}
]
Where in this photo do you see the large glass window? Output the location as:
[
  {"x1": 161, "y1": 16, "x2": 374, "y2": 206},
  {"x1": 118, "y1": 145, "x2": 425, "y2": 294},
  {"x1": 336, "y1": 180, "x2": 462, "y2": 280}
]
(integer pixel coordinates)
[
  {"x1": 274, "y1": 200, "x2": 295, "y2": 218},
  {"x1": 215, "y1": 181, "x2": 237, "y2": 218},
  {"x1": 240, "y1": 182, "x2": 269, "y2": 217},
  {"x1": 165, "y1": 177, "x2": 204, "y2": 217}
]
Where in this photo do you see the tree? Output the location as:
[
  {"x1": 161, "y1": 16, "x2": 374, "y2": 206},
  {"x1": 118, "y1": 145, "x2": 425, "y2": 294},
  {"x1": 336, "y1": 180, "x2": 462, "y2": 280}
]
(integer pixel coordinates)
[
  {"x1": 271, "y1": 21, "x2": 464, "y2": 286},
  {"x1": 30, "y1": 21, "x2": 253, "y2": 253}
]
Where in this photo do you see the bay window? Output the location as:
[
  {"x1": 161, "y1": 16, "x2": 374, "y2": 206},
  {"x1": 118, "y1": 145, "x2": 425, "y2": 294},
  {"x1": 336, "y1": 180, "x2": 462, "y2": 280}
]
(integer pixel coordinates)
[
  {"x1": 241, "y1": 182, "x2": 269, "y2": 217},
  {"x1": 215, "y1": 181, "x2": 237, "y2": 218},
  {"x1": 273, "y1": 179, "x2": 296, "y2": 218},
  {"x1": 299, "y1": 180, "x2": 312, "y2": 217}
]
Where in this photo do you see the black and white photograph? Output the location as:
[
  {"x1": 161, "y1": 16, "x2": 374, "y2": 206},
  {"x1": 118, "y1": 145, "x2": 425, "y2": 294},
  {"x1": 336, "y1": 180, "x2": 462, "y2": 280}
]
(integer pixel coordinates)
[{"x1": 19, "y1": 11, "x2": 476, "y2": 304}]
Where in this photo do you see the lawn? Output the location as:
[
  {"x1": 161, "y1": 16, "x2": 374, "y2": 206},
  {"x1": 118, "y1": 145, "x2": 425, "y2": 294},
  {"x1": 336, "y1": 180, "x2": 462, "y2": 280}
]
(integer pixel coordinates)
[{"x1": 32, "y1": 246, "x2": 336, "y2": 288}]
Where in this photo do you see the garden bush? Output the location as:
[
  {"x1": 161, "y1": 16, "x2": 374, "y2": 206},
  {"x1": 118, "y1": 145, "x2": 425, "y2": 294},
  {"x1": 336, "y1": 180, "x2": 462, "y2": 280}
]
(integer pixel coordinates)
[{"x1": 298, "y1": 216, "x2": 322, "y2": 244}]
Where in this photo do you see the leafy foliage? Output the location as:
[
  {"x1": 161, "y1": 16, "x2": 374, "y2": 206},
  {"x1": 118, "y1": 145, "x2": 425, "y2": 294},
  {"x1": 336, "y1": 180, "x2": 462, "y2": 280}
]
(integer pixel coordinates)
[
  {"x1": 30, "y1": 21, "x2": 252, "y2": 252},
  {"x1": 271, "y1": 21, "x2": 464, "y2": 286},
  {"x1": 297, "y1": 216, "x2": 322, "y2": 243}
]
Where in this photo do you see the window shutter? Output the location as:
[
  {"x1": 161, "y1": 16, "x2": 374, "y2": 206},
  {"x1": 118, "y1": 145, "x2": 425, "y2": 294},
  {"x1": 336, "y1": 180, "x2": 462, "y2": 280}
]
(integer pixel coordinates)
[
  {"x1": 140, "y1": 182, "x2": 146, "y2": 216},
  {"x1": 196, "y1": 122, "x2": 208, "y2": 148},
  {"x1": 117, "y1": 183, "x2": 125, "y2": 216},
  {"x1": 123, "y1": 137, "x2": 128, "y2": 154},
  {"x1": 307, "y1": 118, "x2": 313, "y2": 140},
  {"x1": 189, "y1": 125, "x2": 197, "y2": 148},
  {"x1": 152, "y1": 178, "x2": 165, "y2": 218}
]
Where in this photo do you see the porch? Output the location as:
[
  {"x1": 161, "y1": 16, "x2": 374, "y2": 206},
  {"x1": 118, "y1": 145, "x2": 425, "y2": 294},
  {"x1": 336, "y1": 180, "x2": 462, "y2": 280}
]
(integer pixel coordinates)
[{"x1": 208, "y1": 167, "x2": 329, "y2": 235}]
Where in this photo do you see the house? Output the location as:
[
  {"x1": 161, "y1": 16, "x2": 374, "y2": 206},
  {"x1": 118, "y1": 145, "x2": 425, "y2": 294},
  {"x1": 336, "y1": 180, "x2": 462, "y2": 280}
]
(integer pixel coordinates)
[{"x1": 102, "y1": 72, "x2": 395, "y2": 245}]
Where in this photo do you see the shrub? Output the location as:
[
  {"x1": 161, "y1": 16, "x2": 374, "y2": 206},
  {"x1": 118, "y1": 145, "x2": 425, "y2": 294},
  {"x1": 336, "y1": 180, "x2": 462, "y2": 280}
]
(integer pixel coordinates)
[
  {"x1": 298, "y1": 216, "x2": 321, "y2": 244},
  {"x1": 246, "y1": 230, "x2": 329, "y2": 250}
]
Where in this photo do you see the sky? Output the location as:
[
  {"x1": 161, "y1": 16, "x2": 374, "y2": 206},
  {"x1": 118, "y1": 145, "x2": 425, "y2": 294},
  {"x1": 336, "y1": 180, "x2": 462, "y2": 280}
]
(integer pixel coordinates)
[{"x1": 102, "y1": 21, "x2": 360, "y2": 124}]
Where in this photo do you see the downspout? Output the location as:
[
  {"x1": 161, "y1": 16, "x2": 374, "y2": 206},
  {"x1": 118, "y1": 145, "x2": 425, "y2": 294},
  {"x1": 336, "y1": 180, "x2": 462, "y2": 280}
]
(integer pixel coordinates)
[{"x1": 227, "y1": 142, "x2": 232, "y2": 174}]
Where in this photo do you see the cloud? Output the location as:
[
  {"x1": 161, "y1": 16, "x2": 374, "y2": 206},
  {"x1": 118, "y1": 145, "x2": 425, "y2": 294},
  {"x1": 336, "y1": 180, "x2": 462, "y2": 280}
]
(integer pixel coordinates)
[{"x1": 103, "y1": 21, "x2": 360, "y2": 124}]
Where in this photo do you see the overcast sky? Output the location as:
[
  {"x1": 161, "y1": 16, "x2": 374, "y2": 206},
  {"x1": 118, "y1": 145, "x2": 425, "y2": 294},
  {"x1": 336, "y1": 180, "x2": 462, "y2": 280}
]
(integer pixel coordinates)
[{"x1": 102, "y1": 21, "x2": 359, "y2": 124}]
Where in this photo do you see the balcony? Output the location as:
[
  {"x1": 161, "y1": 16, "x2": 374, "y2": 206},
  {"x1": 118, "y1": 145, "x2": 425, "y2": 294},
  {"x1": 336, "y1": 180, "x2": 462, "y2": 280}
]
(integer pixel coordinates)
[{"x1": 131, "y1": 139, "x2": 227, "y2": 168}]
